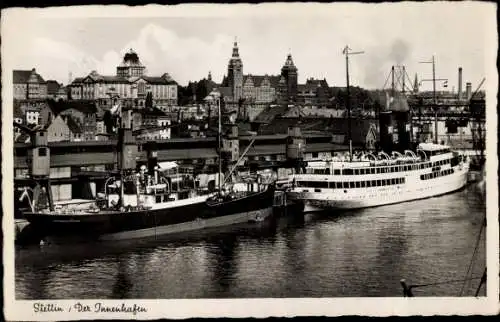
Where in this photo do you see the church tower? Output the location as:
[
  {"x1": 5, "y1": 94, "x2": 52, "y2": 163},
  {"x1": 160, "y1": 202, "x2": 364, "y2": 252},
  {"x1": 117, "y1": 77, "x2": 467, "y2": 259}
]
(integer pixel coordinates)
[
  {"x1": 227, "y1": 39, "x2": 243, "y2": 102},
  {"x1": 413, "y1": 73, "x2": 419, "y2": 93},
  {"x1": 280, "y1": 53, "x2": 298, "y2": 103}
]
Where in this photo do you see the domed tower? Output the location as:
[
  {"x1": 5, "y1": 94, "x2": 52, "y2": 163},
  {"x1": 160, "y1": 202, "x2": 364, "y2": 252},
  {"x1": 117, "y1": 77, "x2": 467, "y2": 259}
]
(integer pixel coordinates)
[
  {"x1": 280, "y1": 53, "x2": 298, "y2": 103},
  {"x1": 116, "y1": 48, "x2": 146, "y2": 78},
  {"x1": 227, "y1": 39, "x2": 243, "y2": 101}
]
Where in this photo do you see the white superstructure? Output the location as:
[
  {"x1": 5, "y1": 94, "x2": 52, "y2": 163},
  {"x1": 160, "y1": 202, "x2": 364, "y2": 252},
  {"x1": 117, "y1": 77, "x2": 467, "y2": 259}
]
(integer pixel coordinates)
[{"x1": 287, "y1": 143, "x2": 470, "y2": 212}]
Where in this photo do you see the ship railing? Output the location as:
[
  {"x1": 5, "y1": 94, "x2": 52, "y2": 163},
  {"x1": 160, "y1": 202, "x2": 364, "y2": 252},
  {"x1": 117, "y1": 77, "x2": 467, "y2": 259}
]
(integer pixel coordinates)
[
  {"x1": 416, "y1": 149, "x2": 429, "y2": 161},
  {"x1": 404, "y1": 150, "x2": 418, "y2": 158},
  {"x1": 378, "y1": 151, "x2": 391, "y2": 160},
  {"x1": 391, "y1": 151, "x2": 404, "y2": 159}
]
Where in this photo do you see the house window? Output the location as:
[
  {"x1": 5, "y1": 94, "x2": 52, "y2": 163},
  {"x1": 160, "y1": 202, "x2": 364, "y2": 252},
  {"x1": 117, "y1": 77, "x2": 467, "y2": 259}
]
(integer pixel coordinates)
[
  {"x1": 38, "y1": 147, "x2": 47, "y2": 157},
  {"x1": 312, "y1": 152, "x2": 318, "y2": 158},
  {"x1": 138, "y1": 83, "x2": 146, "y2": 95}
]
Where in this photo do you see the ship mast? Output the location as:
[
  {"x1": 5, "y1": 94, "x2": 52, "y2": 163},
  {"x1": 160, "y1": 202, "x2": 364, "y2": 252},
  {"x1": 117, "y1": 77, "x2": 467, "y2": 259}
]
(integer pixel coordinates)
[
  {"x1": 432, "y1": 56, "x2": 437, "y2": 144},
  {"x1": 205, "y1": 91, "x2": 223, "y2": 193},
  {"x1": 419, "y1": 56, "x2": 447, "y2": 144},
  {"x1": 218, "y1": 95, "x2": 222, "y2": 193},
  {"x1": 343, "y1": 45, "x2": 364, "y2": 161}
]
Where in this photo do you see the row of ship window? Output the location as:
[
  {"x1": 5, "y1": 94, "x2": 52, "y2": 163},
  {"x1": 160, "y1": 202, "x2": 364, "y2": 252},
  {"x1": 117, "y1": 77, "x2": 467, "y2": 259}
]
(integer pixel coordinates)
[
  {"x1": 326, "y1": 158, "x2": 452, "y2": 176},
  {"x1": 420, "y1": 168, "x2": 455, "y2": 180},
  {"x1": 297, "y1": 177, "x2": 406, "y2": 189}
]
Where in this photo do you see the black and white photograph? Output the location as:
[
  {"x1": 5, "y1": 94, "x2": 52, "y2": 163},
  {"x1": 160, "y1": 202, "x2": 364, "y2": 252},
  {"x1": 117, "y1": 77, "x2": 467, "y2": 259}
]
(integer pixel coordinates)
[{"x1": 2, "y1": 2, "x2": 498, "y2": 320}]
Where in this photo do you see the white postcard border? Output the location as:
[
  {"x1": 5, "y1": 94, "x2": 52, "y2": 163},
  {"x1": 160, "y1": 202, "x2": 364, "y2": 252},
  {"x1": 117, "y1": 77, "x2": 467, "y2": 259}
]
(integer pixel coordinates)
[{"x1": 2, "y1": 3, "x2": 499, "y2": 320}]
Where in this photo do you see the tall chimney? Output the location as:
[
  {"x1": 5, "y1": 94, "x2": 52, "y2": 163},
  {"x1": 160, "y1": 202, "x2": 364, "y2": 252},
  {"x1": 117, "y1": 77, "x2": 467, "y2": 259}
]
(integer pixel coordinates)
[
  {"x1": 402, "y1": 66, "x2": 406, "y2": 94},
  {"x1": 466, "y1": 82, "x2": 472, "y2": 100},
  {"x1": 391, "y1": 66, "x2": 395, "y2": 97},
  {"x1": 458, "y1": 67, "x2": 463, "y2": 100}
]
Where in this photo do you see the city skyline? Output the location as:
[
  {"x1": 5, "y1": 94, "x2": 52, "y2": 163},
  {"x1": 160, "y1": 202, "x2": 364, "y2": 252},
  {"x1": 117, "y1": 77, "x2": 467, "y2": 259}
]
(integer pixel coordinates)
[{"x1": 3, "y1": 3, "x2": 494, "y2": 91}]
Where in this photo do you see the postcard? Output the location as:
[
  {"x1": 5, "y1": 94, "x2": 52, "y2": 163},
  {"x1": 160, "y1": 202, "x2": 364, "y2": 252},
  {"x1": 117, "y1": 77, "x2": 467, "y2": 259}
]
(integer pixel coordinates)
[{"x1": 2, "y1": 2, "x2": 498, "y2": 320}]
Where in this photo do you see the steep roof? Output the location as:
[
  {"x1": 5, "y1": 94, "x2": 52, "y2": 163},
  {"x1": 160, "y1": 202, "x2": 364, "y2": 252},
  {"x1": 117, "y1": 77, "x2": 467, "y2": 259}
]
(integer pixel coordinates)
[
  {"x1": 138, "y1": 107, "x2": 168, "y2": 117},
  {"x1": 257, "y1": 116, "x2": 375, "y2": 145},
  {"x1": 253, "y1": 104, "x2": 289, "y2": 124},
  {"x1": 70, "y1": 77, "x2": 84, "y2": 85},
  {"x1": 248, "y1": 75, "x2": 281, "y2": 88},
  {"x1": 77, "y1": 73, "x2": 177, "y2": 85},
  {"x1": 141, "y1": 76, "x2": 177, "y2": 85},
  {"x1": 306, "y1": 78, "x2": 329, "y2": 89},
  {"x1": 243, "y1": 75, "x2": 280, "y2": 88},
  {"x1": 258, "y1": 117, "x2": 331, "y2": 135},
  {"x1": 46, "y1": 80, "x2": 61, "y2": 95},
  {"x1": 13, "y1": 69, "x2": 46, "y2": 83},
  {"x1": 83, "y1": 74, "x2": 128, "y2": 84}
]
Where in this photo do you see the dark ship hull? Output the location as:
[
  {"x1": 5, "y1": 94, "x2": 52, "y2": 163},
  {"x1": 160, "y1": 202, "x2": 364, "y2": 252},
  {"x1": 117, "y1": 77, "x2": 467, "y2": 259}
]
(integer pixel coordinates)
[
  {"x1": 23, "y1": 197, "x2": 208, "y2": 243},
  {"x1": 205, "y1": 185, "x2": 276, "y2": 223},
  {"x1": 22, "y1": 185, "x2": 276, "y2": 244}
]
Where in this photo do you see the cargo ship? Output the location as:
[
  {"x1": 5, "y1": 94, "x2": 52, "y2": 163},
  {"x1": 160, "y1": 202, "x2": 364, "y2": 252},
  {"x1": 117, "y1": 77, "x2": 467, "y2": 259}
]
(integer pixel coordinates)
[{"x1": 21, "y1": 95, "x2": 275, "y2": 243}]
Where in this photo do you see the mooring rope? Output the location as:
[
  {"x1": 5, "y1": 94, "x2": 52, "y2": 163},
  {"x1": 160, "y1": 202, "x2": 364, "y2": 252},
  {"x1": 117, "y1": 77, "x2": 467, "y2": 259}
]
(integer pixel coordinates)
[
  {"x1": 459, "y1": 215, "x2": 486, "y2": 296},
  {"x1": 411, "y1": 275, "x2": 483, "y2": 289}
]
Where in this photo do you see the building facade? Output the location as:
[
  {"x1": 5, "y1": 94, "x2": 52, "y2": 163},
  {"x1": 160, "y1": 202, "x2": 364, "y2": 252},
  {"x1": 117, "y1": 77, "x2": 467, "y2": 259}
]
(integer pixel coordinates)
[
  {"x1": 279, "y1": 54, "x2": 298, "y2": 103},
  {"x1": 69, "y1": 49, "x2": 178, "y2": 109},
  {"x1": 47, "y1": 115, "x2": 71, "y2": 142},
  {"x1": 227, "y1": 41, "x2": 244, "y2": 102},
  {"x1": 219, "y1": 41, "x2": 309, "y2": 108},
  {"x1": 242, "y1": 75, "x2": 280, "y2": 104},
  {"x1": 296, "y1": 78, "x2": 330, "y2": 107},
  {"x1": 13, "y1": 68, "x2": 48, "y2": 100}
]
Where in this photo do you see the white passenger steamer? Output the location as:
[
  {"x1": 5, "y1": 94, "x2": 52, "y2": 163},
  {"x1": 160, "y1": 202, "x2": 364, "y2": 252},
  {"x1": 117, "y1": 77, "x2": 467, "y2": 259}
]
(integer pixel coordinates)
[{"x1": 287, "y1": 143, "x2": 470, "y2": 212}]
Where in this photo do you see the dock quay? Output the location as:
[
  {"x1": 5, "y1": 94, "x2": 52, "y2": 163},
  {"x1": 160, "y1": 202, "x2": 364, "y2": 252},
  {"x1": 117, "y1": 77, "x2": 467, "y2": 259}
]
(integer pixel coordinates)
[{"x1": 15, "y1": 219, "x2": 31, "y2": 244}]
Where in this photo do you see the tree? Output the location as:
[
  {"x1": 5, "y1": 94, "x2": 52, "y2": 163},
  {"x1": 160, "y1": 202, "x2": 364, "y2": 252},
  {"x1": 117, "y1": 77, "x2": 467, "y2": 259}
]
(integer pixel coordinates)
[
  {"x1": 195, "y1": 80, "x2": 208, "y2": 105},
  {"x1": 145, "y1": 92, "x2": 153, "y2": 109},
  {"x1": 177, "y1": 84, "x2": 193, "y2": 106},
  {"x1": 103, "y1": 110, "x2": 114, "y2": 134}
]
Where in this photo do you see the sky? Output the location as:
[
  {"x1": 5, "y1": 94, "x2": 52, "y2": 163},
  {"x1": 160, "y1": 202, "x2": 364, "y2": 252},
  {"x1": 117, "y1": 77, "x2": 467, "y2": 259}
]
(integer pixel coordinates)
[{"x1": 2, "y1": 3, "x2": 496, "y2": 90}]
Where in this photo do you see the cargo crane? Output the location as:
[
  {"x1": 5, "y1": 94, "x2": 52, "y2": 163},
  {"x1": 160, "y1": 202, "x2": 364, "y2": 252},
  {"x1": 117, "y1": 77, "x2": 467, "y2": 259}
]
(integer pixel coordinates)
[
  {"x1": 13, "y1": 122, "x2": 54, "y2": 213},
  {"x1": 467, "y1": 79, "x2": 486, "y2": 169}
]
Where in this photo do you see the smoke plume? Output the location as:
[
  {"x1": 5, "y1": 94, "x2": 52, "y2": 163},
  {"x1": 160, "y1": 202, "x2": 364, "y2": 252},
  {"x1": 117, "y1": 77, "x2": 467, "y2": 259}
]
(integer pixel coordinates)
[{"x1": 362, "y1": 38, "x2": 411, "y2": 89}]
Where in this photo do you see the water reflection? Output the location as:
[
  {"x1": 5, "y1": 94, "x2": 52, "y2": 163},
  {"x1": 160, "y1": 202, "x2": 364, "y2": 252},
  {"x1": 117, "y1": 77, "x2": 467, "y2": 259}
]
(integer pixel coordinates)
[
  {"x1": 15, "y1": 186, "x2": 486, "y2": 298},
  {"x1": 209, "y1": 235, "x2": 238, "y2": 295},
  {"x1": 111, "y1": 257, "x2": 133, "y2": 299}
]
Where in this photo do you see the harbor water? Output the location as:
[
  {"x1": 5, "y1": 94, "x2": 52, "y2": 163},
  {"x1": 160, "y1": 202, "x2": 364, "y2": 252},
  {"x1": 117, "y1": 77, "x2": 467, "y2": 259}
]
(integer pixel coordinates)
[{"x1": 15, "y1": 185, "x2": 486, "y2": 299}]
